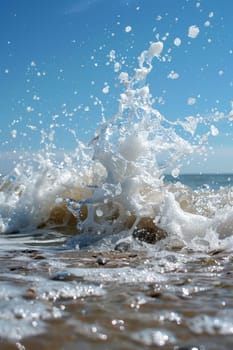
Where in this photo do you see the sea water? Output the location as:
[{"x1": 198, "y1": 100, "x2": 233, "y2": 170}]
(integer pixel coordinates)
[{"x1": 1, "y1": 7, "x2": 233, "y2": 350}]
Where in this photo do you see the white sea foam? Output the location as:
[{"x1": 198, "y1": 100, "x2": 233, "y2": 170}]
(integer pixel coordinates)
[{"x1": 188, "y1": 310, "x2": 233, "y2": 335}]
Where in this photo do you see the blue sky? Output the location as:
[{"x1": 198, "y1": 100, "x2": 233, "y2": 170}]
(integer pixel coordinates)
[{"x1": 0, "y1": 0, "x2": 233, "y2": 173}]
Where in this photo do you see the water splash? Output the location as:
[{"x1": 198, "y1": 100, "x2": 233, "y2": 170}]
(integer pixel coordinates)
[{"x1": 1, "y1": 35, "x2": 233, "y2": 253}]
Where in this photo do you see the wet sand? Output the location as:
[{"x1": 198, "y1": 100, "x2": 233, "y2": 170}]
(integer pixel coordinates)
[{"x1": 1, "y1": 231, "x2": 233, "y2": 350}]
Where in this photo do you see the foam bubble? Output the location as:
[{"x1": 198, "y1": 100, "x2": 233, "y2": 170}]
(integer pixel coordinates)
[
  {"x1": 26, "y1": 106, "x2": 34, "y2": 113},
  {"x1": 210, "y1": 125, "x2": 219, "y2": 136},
  {"x1": 187, "y1": 97, "x2": 196, "y2": 105},
  {"x1": 204, "y1": 20, "x2": 211, "y2": 27},
  {"x1": 188, "y1": 25, "x2": 200, "y2": 39},
  {"x1": 11, "y1": 130, "x2": 17, "y2": 138},
  {"x1": 168, "y1": 71, "x2": 179, "y2": 80},
  {"x1": 174, "y1": 37, "x2": 181, "y2": 46},
  {"x1": 102, "y1": 85, "x2": 110, "y2": 94},
  {"x1": 125, "y1": 25, "x2": 132, "y2": 33}
]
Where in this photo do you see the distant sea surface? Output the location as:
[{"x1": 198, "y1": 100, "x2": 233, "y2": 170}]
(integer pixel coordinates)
[{"x1": 165, "y1": 173, "x2": 233, "y2": 190}]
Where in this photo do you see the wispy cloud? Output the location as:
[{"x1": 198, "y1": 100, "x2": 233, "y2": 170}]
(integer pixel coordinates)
[
  {"x1": 65, "y1": 0, "x2": 105, "y2": 15},
  {"x1": 64, "y1": 0, "x2": 138, "y2": 16}
]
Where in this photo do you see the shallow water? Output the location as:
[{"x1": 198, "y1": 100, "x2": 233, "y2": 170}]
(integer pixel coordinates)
[{"x1": 1, "y1": 215, "x2": 233, "y2": 350}]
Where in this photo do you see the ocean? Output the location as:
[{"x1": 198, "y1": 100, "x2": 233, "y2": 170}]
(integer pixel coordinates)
[
  {"x1": 1, "y1": 22, "x2": 233, "y2": 350},
  {"x1": 165, "y1": 173, "x2": 233, "y2": 190},
  {"x1": 1, "y1": 171, "x2": 233, "y2": 350}
]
